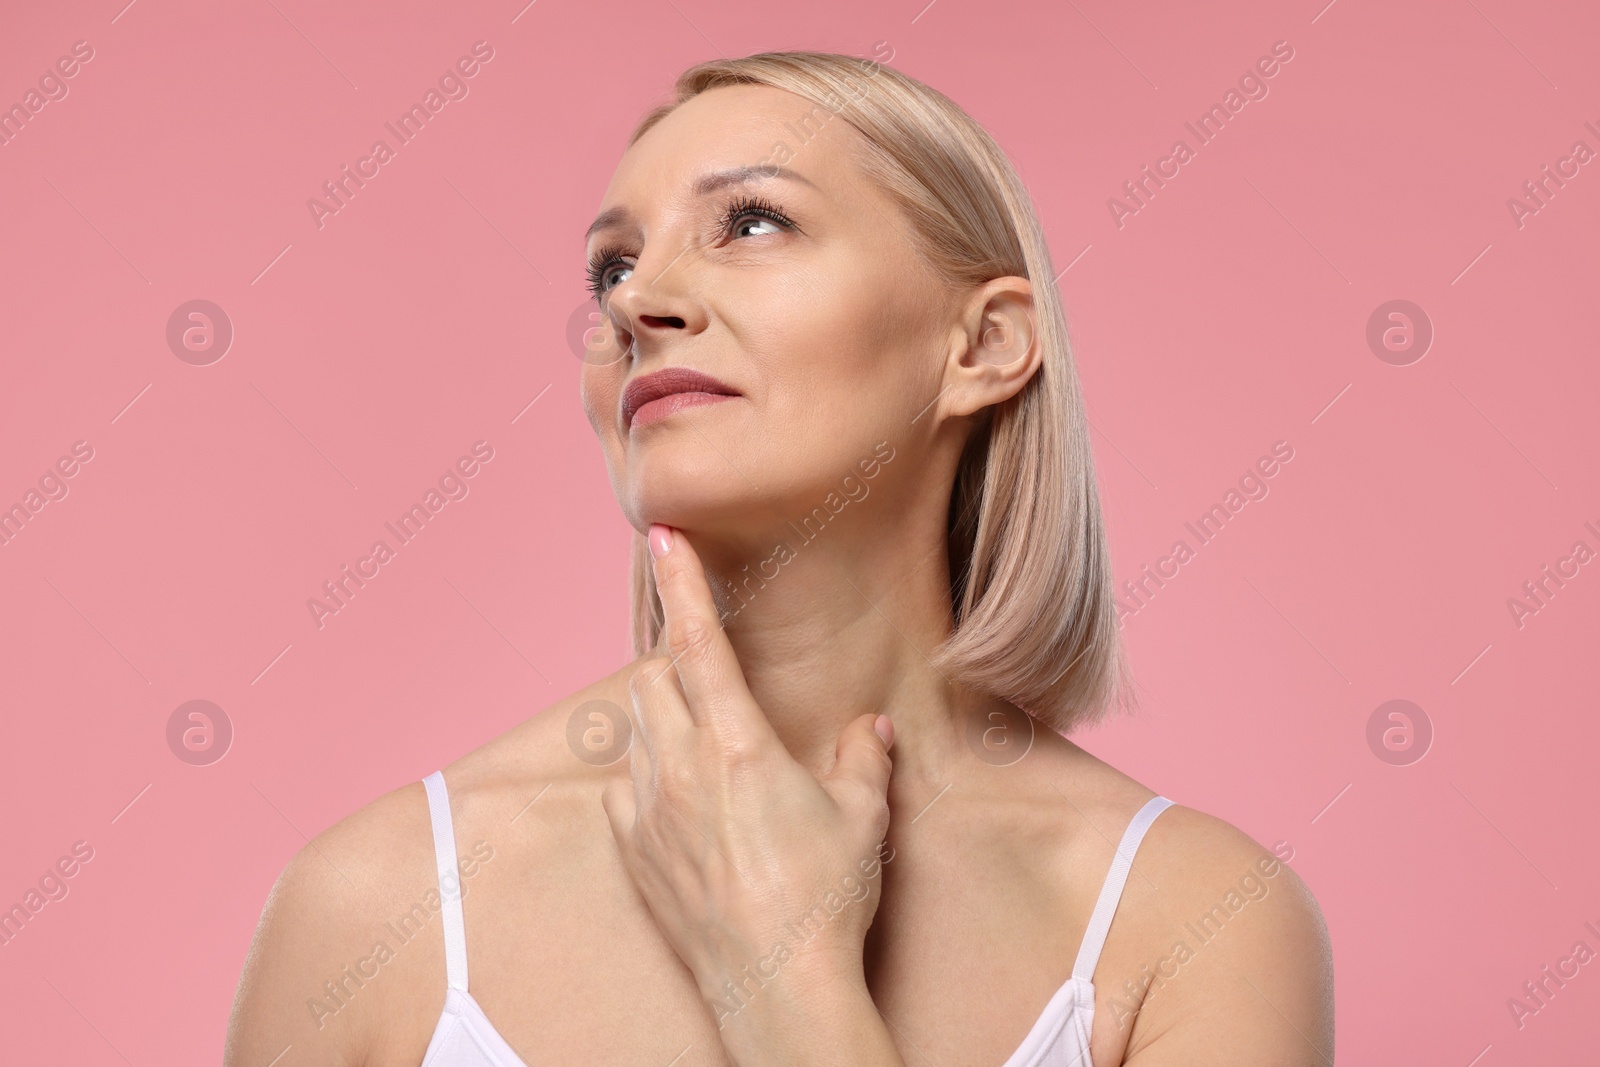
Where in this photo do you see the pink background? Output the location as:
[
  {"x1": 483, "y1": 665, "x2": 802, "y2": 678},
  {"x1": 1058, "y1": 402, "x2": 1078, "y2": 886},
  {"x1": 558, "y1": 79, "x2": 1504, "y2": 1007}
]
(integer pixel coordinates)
[{"x1": 2, "y1": 0, "x2": 1596, "y2": 1062}]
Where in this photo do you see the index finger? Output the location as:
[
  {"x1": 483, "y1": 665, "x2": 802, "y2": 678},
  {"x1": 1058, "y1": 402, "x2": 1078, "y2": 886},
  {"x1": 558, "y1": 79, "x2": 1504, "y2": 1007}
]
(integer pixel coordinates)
[{"x1": 648, "y1": 523, "x2": 764, "y2": 736}]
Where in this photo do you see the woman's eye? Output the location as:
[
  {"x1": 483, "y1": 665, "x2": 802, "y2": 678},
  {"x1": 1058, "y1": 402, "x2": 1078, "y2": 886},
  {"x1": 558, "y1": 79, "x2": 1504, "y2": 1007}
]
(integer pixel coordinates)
[
  {"x1": 586, "y1": 246, "x2": 631, "y2": 301},
  {"x1": 586, "y1": 199, "x2": 793, "y2": 300},
  {"x1": 731, "y1": 214, "x2": 784, "y2": 239},
  {"x1": 719, "y1": 195, "x2": 797, "y2": 241}
]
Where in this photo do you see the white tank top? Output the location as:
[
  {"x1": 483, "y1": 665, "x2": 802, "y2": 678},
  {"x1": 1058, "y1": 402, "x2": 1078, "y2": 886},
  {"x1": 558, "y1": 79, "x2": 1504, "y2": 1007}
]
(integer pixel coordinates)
[{"x1": 418, "y1": 770, "x2": 1173, "y2": 1067}]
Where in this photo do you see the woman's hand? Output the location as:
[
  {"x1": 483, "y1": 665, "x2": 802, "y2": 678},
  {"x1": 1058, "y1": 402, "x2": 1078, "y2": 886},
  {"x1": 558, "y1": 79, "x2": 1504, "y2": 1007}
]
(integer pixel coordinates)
[{"x1": 600, "y1": 523, "x2": 903, "y2": 1064}]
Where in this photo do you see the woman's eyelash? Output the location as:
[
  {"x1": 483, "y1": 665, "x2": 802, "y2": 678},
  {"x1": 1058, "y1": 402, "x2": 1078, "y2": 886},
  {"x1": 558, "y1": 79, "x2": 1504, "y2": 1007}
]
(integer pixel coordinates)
[
  {"x1": 584, "y1": 194, "x2": 798, "y2": 301},
  {"x1": 585, "y1": 244, "x2": 626, "y2": 302},
  {"x1": 715, "y1": 193, "x2": 797, "y2": 237}
]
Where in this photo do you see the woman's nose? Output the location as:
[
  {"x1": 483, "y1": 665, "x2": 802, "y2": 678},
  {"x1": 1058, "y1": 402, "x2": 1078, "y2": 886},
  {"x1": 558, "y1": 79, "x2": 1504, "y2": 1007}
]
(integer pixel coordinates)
[
  {"x1": 635, "y1": 312, "x2": 686, "y2": 331},
  {"x1": 606, "y1": 247, "x2": 705, "y2": 353}
]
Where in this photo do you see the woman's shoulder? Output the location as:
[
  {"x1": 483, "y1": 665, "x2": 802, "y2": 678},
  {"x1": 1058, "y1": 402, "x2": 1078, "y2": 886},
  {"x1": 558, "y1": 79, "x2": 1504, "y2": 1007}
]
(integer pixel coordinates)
[
  {"x1": 1050, "y1": 740, "x2": 1321, "y2": 921},
  {"x1": 1059, "y1": 746, "x2": 1334, "y2": 1063},
  {"x1": 434, "y1": 658, "x2": 639, "y2": 829},
  {"x1": 276, "y1": 655, "x2": 637, "y2": 906},
  {"x1": 224, "y1": 661, "x2": 641, "y2": 1066}
]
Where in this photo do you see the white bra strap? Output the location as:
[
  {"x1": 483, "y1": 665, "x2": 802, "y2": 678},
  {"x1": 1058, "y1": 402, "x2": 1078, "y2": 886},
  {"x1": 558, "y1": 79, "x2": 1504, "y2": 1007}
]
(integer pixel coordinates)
[
  {"x1": 421, "y1": 770, "x2": 470, "y2": 991},
  {"x1": 1071, "y1": 796, "x2": 1174, "y2": 983}
]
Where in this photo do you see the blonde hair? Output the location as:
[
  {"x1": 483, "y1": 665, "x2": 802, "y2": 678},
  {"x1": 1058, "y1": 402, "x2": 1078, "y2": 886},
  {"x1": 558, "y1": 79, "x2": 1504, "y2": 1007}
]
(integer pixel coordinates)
[{"x1": 621, "y1": 50, "x2": 1136, "y2": 734}]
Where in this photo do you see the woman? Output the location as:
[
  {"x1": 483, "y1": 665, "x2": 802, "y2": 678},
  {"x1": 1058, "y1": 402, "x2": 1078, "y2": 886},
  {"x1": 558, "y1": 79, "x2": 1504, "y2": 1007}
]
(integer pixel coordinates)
[{"x1": 225, "y1": 50, "x2": 1333, "y2": 1066}]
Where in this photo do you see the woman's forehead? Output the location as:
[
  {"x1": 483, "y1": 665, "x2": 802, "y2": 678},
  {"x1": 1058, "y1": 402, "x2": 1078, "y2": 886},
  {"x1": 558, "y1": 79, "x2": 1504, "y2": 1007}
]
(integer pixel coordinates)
[{"x1": 604, "y1": 84, "x2": 866, "y2": 202}]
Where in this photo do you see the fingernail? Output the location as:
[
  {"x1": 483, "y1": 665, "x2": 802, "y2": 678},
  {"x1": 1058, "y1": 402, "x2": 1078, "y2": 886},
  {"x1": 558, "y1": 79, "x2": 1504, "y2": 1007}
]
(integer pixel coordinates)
[
  {"x1": 873, "y1": 714, "x2": 894, "y2": 748},
  {"x1": 648, "y1": 523, "x2": 673, "y2": 560}
]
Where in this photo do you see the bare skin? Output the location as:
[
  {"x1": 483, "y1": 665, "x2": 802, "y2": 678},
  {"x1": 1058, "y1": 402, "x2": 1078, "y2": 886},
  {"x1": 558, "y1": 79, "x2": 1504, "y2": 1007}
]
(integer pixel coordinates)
[{"x1": 224, "y1": 80, "x2": 1334, "y2": 1066}]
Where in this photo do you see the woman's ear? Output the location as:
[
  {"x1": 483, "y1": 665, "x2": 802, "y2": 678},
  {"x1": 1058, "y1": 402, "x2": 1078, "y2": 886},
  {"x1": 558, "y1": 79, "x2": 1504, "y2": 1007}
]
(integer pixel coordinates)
[{"x1": 941, "y1": 276, "x2": 1041, "y2": 418}]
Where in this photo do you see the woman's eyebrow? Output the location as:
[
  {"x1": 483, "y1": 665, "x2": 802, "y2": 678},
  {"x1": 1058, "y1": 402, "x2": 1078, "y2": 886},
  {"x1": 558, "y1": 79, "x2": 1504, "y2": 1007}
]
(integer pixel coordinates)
[{"x1": 583, "y1": 165, "x2": 820, "y2": 242}]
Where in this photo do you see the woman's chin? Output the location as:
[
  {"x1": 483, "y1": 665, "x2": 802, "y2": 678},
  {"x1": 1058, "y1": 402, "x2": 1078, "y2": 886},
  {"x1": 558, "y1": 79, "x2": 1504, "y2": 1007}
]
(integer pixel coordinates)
[{"x1": 623, "y1": 494, "x2": 789, "y2": 546}]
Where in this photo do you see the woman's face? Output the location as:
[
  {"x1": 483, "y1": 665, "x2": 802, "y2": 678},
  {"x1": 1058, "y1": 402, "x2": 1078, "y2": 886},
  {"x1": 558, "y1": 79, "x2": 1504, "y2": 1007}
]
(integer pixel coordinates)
[{"x1": 580, "y1": 83, "x2": 967, "y2": 551}]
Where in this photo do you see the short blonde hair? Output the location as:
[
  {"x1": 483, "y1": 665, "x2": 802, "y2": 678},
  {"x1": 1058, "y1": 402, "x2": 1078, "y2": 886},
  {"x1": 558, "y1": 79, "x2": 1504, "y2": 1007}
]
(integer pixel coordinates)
[{"x1": 620, "y1": 50, "x2": 1135, "y2": 734}]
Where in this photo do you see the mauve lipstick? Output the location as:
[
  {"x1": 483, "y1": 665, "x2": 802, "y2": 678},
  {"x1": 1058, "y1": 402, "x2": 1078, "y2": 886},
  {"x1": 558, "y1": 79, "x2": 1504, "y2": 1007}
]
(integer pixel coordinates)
[{"x1": 621, "y1": 367, "x2": 740, "y2": 430}]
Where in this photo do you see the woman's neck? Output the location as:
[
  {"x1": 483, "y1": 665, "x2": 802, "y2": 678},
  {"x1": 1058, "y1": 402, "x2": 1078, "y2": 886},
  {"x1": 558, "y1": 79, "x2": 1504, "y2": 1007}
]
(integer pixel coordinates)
[{"x1": 675, "y1": 507, "x2": 1000, "y2": 801}]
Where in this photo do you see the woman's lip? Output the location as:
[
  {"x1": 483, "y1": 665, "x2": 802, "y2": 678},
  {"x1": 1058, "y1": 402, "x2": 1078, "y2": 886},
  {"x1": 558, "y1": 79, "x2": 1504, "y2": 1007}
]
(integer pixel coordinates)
[
  {"x1": 621, "y1": 367, "x2": 739, "y2": 426},
  {"x1": 629, "y1": 391, "x2": 737, "y2": 429}
]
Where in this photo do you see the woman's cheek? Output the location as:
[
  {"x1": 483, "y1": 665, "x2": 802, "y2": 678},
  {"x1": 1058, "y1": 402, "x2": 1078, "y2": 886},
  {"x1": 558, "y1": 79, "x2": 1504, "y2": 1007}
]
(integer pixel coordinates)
[{"x1": 579, "y1": 374, "x2": 618, "y2": 438}]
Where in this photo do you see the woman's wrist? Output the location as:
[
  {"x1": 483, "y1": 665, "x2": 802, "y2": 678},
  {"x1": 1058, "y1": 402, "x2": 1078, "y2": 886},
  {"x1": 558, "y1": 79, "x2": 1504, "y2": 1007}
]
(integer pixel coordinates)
[{"x1": 709, "y1": 951, "x2": 905, "y2": 1067}]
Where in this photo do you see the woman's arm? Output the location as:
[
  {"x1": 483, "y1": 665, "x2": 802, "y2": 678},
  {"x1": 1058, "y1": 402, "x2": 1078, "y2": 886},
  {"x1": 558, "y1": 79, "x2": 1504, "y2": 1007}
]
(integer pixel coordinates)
[
  {"x1": 224, "y1": 840, "x2": 375, "y2": 1067},
  {"x1": 1118, "y1": 824, "x2": 1335, "y2": 1067},
  {"x1": 712, "y1": 954, "x2": 908, "y2": 1067},
  {"x1": 602, "y1": 524, "x2": 902, "y2": 1067},
  {"x1": 222, "y1": 782, "x2": 445, "y2": 1067}
]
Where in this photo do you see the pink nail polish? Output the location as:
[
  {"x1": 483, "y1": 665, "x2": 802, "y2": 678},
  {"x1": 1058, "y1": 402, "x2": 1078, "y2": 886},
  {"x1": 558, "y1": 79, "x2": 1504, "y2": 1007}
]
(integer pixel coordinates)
[
  {"x1": 648, "y1": 523, "x2": 672, "y2": 560},
  {"x1": 874, "y1": 715, "x2": 894, "y2": 747}
]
